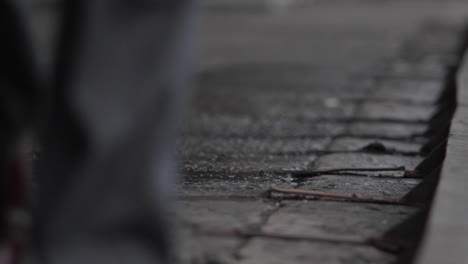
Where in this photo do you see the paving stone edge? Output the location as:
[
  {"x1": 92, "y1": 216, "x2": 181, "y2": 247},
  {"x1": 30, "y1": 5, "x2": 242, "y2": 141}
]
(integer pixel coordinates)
[{"x1": 415, "y1": 42, "x2": 468, "y2": 264}]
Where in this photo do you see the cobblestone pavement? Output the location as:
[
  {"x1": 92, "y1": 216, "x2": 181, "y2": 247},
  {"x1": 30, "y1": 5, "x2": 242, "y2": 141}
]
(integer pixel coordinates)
[{"x1": 175, "y1": 1, "x2": 468, "y2": 263}]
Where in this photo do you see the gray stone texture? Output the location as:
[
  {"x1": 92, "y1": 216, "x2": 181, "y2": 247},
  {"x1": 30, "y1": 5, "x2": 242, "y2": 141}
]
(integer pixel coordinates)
[
  {"x1": 237, "y1": 239, "x2": 394, "y2": 264},
  {"x1": 176, "y1": 199, "x2": 276, "y2": 231},
  {"x1": 175, "y1": 0, "x2": 468, "y2": 263},
  {"x1": 368, "y1": 79, "x2": 444, "y2": 104},
  {"x1": 313, "y1": 153, "x2": 423, "y2": 177},
  {"x1": 180, "y1": 137, "x2": 331, "y2": 155},
  {"x1": 262, "y1": 201, "x2": 416, "y2": 240},
  {"x1": 349, "y1": 122, "x2": 427, "y2": 139},
  {"x1": 356, "y1": 102, "x2": 435, "y2": 122},
  {"x1": 301, "y1": 175, "x2": 421, "y2": 200},
  {"x1": 416, "y1": 49, "x2": 468, "y2": 264},
  {"x1": 328, "y1": 137, "x2": 422, "y2": 153},
  {"x1": 186, "y1": 115, "x2": 348, "y2": 137}
]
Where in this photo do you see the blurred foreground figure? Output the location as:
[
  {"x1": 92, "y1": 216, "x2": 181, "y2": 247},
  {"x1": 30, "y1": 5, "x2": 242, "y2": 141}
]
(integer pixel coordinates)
[{"x1": 1, "y1": 1, "x2": 196, "y2": 263}]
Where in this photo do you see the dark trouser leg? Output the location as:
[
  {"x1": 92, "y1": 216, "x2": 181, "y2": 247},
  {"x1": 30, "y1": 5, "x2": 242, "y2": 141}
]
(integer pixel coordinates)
[
  {"x1": 0, "y1": 0, "x2": 39, "y2": 243},
  {"x1": 32, "y1": 1, "x2": 196, "y2": 263}
]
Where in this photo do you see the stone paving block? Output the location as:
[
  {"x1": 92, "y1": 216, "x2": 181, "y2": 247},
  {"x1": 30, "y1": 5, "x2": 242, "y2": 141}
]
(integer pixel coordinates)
[
  {"x1": 398, "y1": 53, "x2": 458, "y2": 68},
  {"x1": 193, "y1": 78, "x2": 358, "y2": 120},
  {"x1": 200, "y1": 89, "x2": 364, "y2": 107},
  {"x1": 349, "y1": 121, "x2": 427, "y2": 139},
  {"x1": 179, "y1": 137, "x2": 331, "y2": 155},
  {"x1": 201, "y1": 0, "x2": 267, "y2": 11},
  {"x1": 368, "y1": 79, "x2": 443, "y2": 104},
  {"x1": 255, "y1": 92, "x2": 359, "y2": 107},
  {"x1": 174, "y1": 199, "x2": 277, "y2": 263},
  {"x1": 262, "y1": 201, "x2": 416, "y2": 241},
  {"x1": 174, "y1": 229, "x2": 241, "y2": 264},
  {"x1": 263, "y1": 101, "x2": 356, "y2": 120},
  {"x1": 328, "y1": 136, "x2": 422, "y2": 153},
  {"x1": 400, "y1": 39, "x2": 459, "y2": 62},
  {"x1": 375, "y1": 60, "x2": 447, "y2": 79},
  {"x1": 186, "y1": 115, "x2": 348, "y2": 137},
  {"x1": 201, "y1": 0, "x2": 342, "y2": 11},
  {"x1": 356, "y1": 102, "x2": 435, "y2": 122},
  {"x1": 176, "y1": 199, "x2": 276, "y2": 231},
  {"x1": 176, "y1": 172, "x2": 293, "y2": 196},
  {"x1": 180, "y1": 3, "x2": 468, "y2": 263},
  {"x1": 237, "y1": 239, "x2": 394, "y2": 264},
  {"x1": 314, "y1": 153, "x2": 423, "y2": 176},
  {"x1": 178, "y1": 154, "x2": 313, "y2": 195},
  {"x1": 193, "y1": 87, "x2": 355, "y2": 119},
  {"x1": 183, "y1": 153, "x2": 316, "y2": 173},
  {"x1": 300, "y1": 175, "x2": 421, "y2": 200},
  {"x1": 194, "y1": 99, "x2": 356, "y2": 121},
  {"x1": 399, "y1": 24, "x2": 462, "y2": 63},
  {"x1": 198, "y1": 65, "x2": 370, "y2": 97}
]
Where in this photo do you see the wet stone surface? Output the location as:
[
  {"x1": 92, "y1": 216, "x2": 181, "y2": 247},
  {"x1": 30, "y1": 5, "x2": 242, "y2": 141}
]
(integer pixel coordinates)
[
  {"x1": 262, "y1": 201, "x2": 417, "y2": 240},
  {"x1": 174, "y1": 230, "x2": 242, "y2": 264},
  {"x1": 262, "y1": 101, "x2": 356, "y2": 120},
  {"x1": 194, "y1": 101, "x2": 355, "y2": 121},
  {"x1": 374, "y1": 60, "x2": 448, "y2": 79},
  {"x1": 238, "y1": 92, "x2": 359, "y2": 109},
  {"x1": 174, "y1": 199, "x2": 277, "y2": 263},
  {"x1": 178, "y1": 168, "x2": 304, "y2": 196},
  {"x1": 176, "y1": 172, "x2": 293, "y2": 196},
  {"x1": 399, "y1": 30, "x2": 462, "y2": 63},
  {"x1": 185, "y1": 115, "x2": 348, "y2": 137},
  {"x1": 179, "y1": 137, "x2": 331, "y2": 155},
  {"x1": 194, "y1": 91, "x2": 357, "y2": 120},
  {"x1": 182, "y1": 153, "x2": 316, "y2": 173},
  {"x1": 198, "y1": 66, "x2": 371, "y2": 99},
  {"x1": 300, "y1": 175, "x2": 421, "y2": 200},
  {"x1": 349, "y1": 122, "x2": 428, "y2": 139},
  {"x1": 175, "y1": 1, "x2": 468, "y2": 263},
  {"x1": 368, "y1": 79, "x2": 443, "y2": 104},
  {"x1": 237, "y1": 239, "x2": 395, "y2": 264},
  {"x1": 328, "y1": 137, "x2": 422, "y2": 154},
  {"x1": 313, "y1": 153, "x2": 423, "y2": 177},
  {"x1": 356, "y1": 102, "x2": 435, "y2": 122},
  {"x1": 177, "y1": 170, "x2": 299, "y2": 196},
  {"x1": 176, "y1": 199, "x2": 276, "y2": 231}
]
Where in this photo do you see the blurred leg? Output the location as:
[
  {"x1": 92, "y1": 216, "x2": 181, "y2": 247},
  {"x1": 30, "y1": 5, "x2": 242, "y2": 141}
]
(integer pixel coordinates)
[
  {"x1": 32, "y1": 1, "x2": 196, "y2": 263},
  {"x1": 0, "y1": 0, "x2": 39, "y2": 242},
  {"x1": 0, "y1": 0, "x2": 39, "y2": 160}
]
